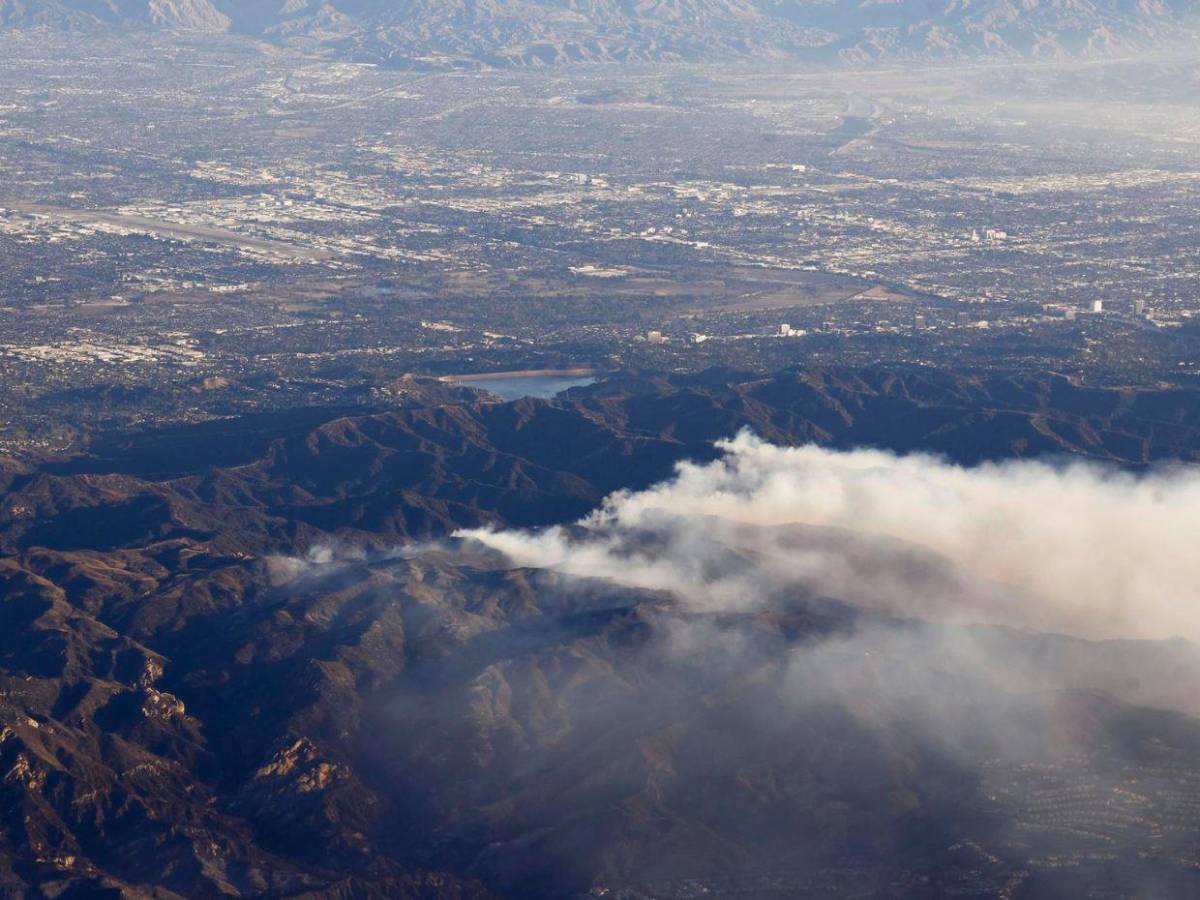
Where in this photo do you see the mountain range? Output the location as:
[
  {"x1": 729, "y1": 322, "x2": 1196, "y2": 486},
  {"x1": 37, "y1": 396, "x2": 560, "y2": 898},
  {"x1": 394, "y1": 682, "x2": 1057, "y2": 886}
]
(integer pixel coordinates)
[
  {"x1": 7, "y1": 365, "x2": 1200, "y2": 555},
  {"x1": 1, "y1": 0, "x2": 1197, "y2": 66},
  {"x1": 4, "y1": 366, "x2": 1200, "y2": 895}
]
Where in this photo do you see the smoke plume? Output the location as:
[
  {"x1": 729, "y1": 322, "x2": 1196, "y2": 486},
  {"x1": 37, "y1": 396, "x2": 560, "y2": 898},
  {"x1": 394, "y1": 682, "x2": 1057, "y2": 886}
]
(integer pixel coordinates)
[{"x1": 458, "y1": 431, "x2": 1200, "y2": 642}]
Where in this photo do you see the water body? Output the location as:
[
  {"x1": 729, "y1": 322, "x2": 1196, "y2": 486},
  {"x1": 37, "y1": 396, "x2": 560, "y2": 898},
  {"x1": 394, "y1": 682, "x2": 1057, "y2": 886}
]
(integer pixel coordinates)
[
  {"x1": 451, "y1": 373, "x2": 597, "y2": 402},
  {"x1": 830, "y1": 115, "x2": 874, "y2": 139}
]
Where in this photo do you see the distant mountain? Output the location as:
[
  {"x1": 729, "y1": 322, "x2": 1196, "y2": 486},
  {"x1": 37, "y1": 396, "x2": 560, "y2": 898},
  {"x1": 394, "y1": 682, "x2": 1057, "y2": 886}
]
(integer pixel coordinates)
[
  {"x1": 0, "y1": 0, "x2": 228, "y2": 30},
  {"x1": 1, "y1": 0, "x2": 1196, "y2": 65}
]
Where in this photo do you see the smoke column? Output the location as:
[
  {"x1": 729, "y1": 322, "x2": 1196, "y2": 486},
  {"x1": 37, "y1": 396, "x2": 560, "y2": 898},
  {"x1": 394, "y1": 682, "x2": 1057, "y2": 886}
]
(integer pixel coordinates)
[{"x1": 459, "y1": 432, "x2": 1200, "y2": 642}]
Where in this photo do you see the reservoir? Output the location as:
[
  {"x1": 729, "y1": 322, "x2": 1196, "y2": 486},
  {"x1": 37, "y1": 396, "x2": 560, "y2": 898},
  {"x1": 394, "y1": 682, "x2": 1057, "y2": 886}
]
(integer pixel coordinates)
[{"x1": 443, "y1": 369, "x2": 599, "y2": 402}]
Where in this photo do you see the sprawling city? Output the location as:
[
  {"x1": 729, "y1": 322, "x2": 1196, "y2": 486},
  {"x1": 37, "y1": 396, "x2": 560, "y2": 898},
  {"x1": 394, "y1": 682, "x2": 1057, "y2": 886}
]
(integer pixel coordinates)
[{"x1": 4, "y1": 36, "x2": 1200, "y2": 455}]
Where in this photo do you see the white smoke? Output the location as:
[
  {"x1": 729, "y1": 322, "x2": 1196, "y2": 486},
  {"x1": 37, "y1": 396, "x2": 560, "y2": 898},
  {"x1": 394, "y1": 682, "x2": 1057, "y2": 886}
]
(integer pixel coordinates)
[
  {"x1": 458, "y1": 431, "x2": 1200, "y2": 642},
  {"x1": 265, "y1": 542, "x2": 364, "y2": 585}
]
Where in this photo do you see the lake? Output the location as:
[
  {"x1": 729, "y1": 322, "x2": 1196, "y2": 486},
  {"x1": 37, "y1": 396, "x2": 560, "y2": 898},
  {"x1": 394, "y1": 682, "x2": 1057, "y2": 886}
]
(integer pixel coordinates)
[{"x1": 448, "y1": 372, "x2": 598, "y2": 402}]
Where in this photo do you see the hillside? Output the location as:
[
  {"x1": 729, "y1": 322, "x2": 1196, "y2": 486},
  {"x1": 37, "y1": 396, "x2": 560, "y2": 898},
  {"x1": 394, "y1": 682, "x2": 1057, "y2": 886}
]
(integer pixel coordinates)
[
  {"x1": 6, "y1": 366, "x2": 1200, "y2": 555},
  {"x1": 1, "y1": 0, "x2": 1196, "y2": 65},
  {"x1": 4, "y1": 367, "x2": 1200, "y2": 895}
]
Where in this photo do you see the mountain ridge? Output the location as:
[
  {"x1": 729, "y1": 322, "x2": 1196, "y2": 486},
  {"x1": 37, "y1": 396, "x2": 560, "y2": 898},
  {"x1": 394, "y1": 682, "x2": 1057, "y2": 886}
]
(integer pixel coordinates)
[
  {"x1": 7, "y1": 365, "x2": 1200, "y2": 557},
  {"x1": 1, "y1": 0, "x2": 1197, "y2": 66}
]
